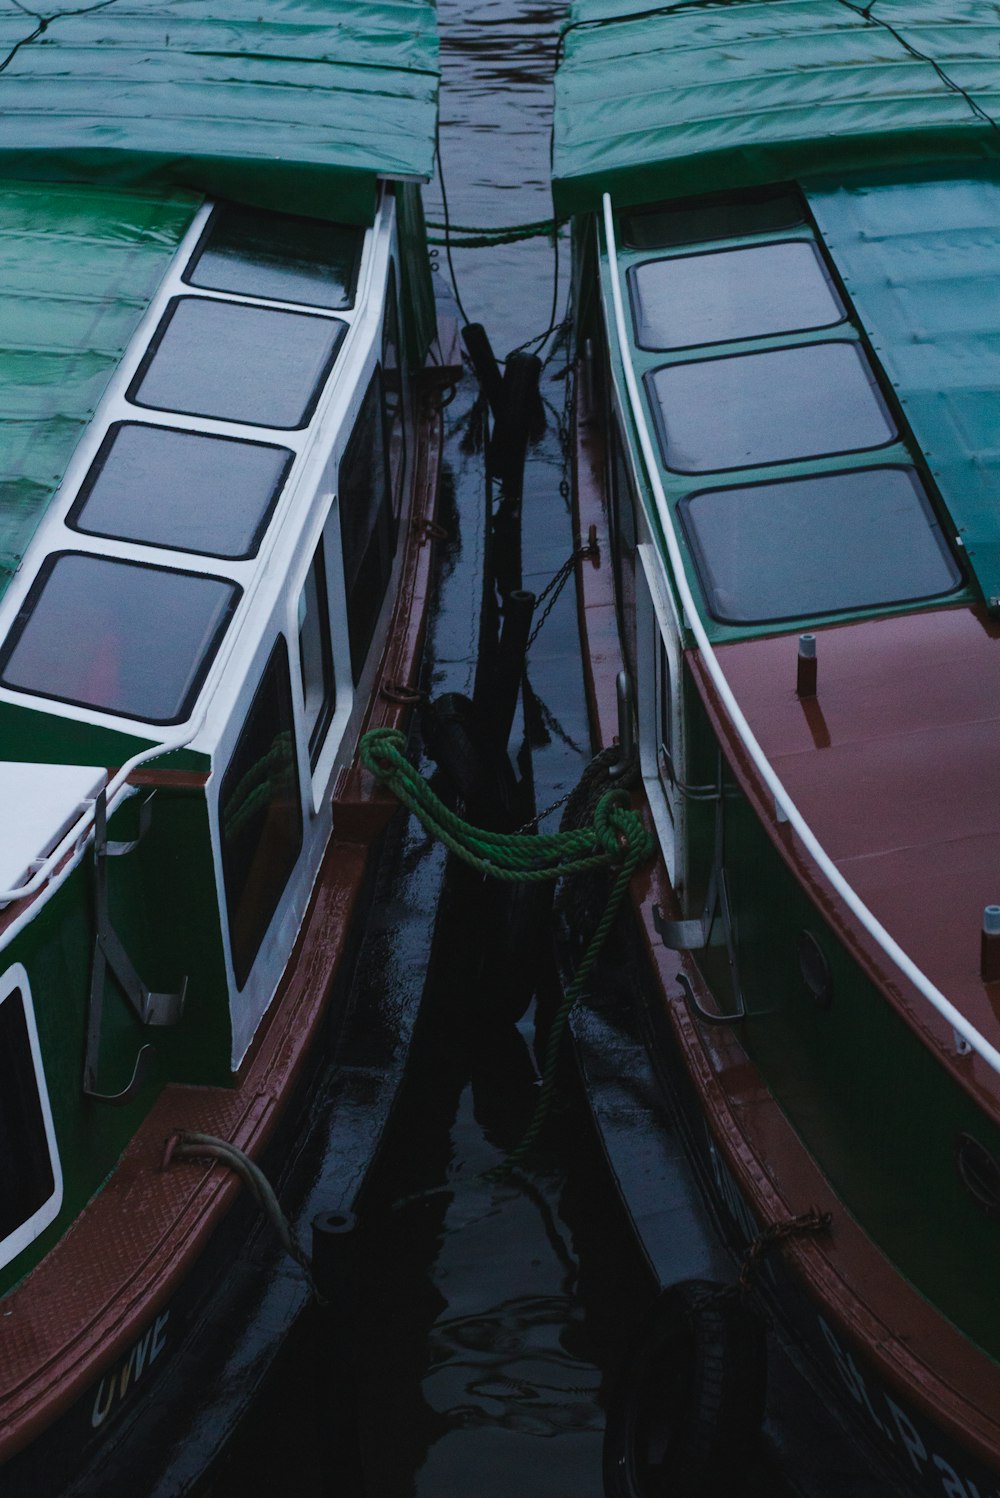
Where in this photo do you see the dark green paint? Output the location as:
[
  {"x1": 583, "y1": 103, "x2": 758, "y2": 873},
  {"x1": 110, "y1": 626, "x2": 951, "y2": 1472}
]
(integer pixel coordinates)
[
  {"x1": 0, "y1": 699, "x2": 209, "y2": 772},
  {"x1": 0, "y1": 780, "x2": 229, "y2": 1298}
]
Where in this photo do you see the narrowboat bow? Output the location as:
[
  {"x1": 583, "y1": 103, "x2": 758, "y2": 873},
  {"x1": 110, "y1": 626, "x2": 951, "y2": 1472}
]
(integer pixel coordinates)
[
  {"x1": 0, "y1": 2, "x2": 457, "y2": 1490},
  {"x1": 555, "y1": 2, "x2": 1000, "y2": 1492}
]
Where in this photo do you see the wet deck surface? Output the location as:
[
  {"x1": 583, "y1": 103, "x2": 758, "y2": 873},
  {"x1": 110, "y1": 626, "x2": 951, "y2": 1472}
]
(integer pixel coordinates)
[{"x1": 716, "y1": 607, "x2": 1000, "y2": 1050}]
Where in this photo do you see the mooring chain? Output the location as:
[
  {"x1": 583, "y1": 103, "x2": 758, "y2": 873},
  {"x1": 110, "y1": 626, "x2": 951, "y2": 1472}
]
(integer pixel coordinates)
[{"x1": 526, "y1": 539, "x2": 599, "y2": 650}]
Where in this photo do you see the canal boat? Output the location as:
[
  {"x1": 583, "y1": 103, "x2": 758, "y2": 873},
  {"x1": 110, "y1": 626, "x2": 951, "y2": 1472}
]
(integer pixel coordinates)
[
  {"x1": 554, "y1": 2, "x2": 1000, "y2": 1492},
  {"x1": 0, "y1": 2, "x2": 458, "y2": 1491}
]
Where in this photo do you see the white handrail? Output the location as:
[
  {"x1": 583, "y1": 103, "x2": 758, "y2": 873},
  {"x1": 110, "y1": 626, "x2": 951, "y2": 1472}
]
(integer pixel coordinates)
[{"x1": 601, "y1": 191, "x2": 1000, "y2": 1079}]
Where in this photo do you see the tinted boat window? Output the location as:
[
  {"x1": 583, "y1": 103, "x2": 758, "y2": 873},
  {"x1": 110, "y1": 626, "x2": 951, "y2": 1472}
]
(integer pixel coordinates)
[
  {"x1": 0, "y1": 553, "x2": 238, "y2": 723},
  {"x1": 129, "y1": 297, "x2": 346, "y2": 429},
  {"x1": 220, "y1": 639, "x2": 302, "y2": 989},
  {"x1": 679, "y1": 467, "x2": 961, "y2": 624},
  {"x1": 0, "y1": 985, "x2": 54, "y2": 1243},
  {"x1": 621, "y1": 189, "x2": 803, "y2": 249},
  {"x1": 69, "y1": 423, "x2": 293, "y2": 559},
  {"x1": 648, "y1": 342, "x2": 897, "y2": 474},
  {"x1": 630, "y1": 242, "x2": 844, "y2": 350},
  {"x1": 340, "y1": 369, "x2": 395, "y2": 681},
  {"x1": 383, "y1": 268, "x2": 406, "y2": 519},
  {"x1": 186, "y1": 203, "x2": 361, "y2": 309},
  {"x1": 298, "y1": 542, "x2": 336, "y2": 767}
]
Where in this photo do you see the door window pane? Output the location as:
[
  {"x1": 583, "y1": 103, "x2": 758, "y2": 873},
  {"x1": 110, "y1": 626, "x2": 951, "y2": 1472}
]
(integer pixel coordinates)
[
  {"x1": 185, "y1": 203, "x2": 361, "y2": 310},
  {"x1": 0, "y1": 985, "x2": 54, "y2": 1243},
  {"x1": 383, "y1": 270, "x2": 406, "y2": 518},
  {"x1": 679, "y1": 467, "x2": 961, "y2": 623},
  {"x1": 129, "y1": 297, "x2": 346, "y2": 429},
  {"x1": 220, "y1": 640, "x2": 302, "y2": 989},
  {"x1": 648, "y1": 342, "x2": 897, "y2": 474},
  {"x1": 298, "y1": 544, "x2": 336, "y2": 767},
  {"x1": 630, "y1": 242, "x2": 844, "y2": 350},
  {"x1": 70, "y1": 423, "x2": 292, "y2": 559},
  {"x1": 0, "y1": 553, "x2": 238, "y2": 723},
  {"x1": 340, "y1": 370, "x2": 395, "y2": 680}
]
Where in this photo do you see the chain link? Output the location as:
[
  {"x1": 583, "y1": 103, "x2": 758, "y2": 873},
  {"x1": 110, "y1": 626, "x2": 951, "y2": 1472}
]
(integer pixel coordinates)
[{"x1": 526, "y1": 540, "x2": 598, "y2": 650}]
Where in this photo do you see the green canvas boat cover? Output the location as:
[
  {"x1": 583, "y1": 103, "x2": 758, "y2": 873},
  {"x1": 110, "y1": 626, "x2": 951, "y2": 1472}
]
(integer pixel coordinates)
[
  {"x1": 808, "y1": 169, "x2": 1000, "y2": 613},
  {"x1": 0, "y1": 0, "x2": 439, "y2": 227},
  {"x1": 0, "y1": 181, "x2": 199, "y2": 593},
  {"x1": 553, "y1": 0, "x2": 1000, "y2": 216}
]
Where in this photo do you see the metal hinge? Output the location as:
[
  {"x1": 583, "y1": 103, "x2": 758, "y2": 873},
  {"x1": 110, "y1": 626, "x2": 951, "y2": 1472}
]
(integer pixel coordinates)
[{"x1": 83, "y1": 789, "x2": 187, "y2": 1105}]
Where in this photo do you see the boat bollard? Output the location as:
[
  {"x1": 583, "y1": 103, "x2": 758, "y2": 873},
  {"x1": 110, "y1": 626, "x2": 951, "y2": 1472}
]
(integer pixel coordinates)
[
  {"x1": 796, "y1": 633, "x2": 817, "y2": 698},
  {"x1": 493, "y1": 589, "x2": 536, "y2": 748},
  {"x1": 981, "y1": 907, "x2": 1000, "y2": 983},
  {"x1": 608, "y1": 670, "x2": 635, "y2": 779},
  {"x1": 311, "y1": 1208, "x2": 365, "y2": 1494}
]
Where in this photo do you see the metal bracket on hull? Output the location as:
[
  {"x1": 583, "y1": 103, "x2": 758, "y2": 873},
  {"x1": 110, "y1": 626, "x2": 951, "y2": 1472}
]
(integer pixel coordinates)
[
  {"x1": 84, "y1": 789, "x2": 187, "y2": 1105},
  {"x1": 654, "y1": 759, "x2": 748, "y2": 1024}
]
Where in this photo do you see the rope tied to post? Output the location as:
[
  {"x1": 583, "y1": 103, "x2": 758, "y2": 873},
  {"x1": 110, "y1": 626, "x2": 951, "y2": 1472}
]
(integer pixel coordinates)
[
  {"x1": 359, "y1": 727, "x2": 655, "y2": 1170},
  {"x1": 360, "y1": 727, "x2": 650, "y2": 884}
]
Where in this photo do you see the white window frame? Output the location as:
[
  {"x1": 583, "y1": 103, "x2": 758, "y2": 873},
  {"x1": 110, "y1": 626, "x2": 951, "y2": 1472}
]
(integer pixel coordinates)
[{"x1": 0, "y1": 963, "x2": 63, "y2": 1272}]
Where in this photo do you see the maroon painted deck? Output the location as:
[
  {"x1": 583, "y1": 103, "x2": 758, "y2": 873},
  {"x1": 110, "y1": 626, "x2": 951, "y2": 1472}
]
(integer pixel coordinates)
[
  {"x1": 0, "y1": 379, "x2": 447, "y2": 1464},
  {"x1": 713, "y1": 609, "x2": 1000, "y2": 1060}
]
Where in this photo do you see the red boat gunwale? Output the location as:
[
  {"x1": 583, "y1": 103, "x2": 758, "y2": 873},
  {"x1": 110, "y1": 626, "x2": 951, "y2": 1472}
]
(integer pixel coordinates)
[
  {"x1": 0, "y1": 371, "x2": 450, "y2": 1464},
  {"x1": 570, "y1": 357, "x2": 1000, "y2": 1471}
]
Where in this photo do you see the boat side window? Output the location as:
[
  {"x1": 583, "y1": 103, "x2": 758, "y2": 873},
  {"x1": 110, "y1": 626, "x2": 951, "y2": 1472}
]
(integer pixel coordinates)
[
  {"x1": 678, "y1": 467, "x2": 962, "y2": 624},
  {"x1": 647, "y1": 342, "x2": 897, "y2": 474},
  {"x1": 129, "y1": 297, "x2": 346, "y2": 430},
  {"x1": 609, "y1": 420, "x2": 638, "y2": 677},
  {"x1": 69, "y1": 423, "x2": 293, "y2": 560},
  {"x1": 621, "y1": 187, "x2": 803, "y2": 250},
  {"x1": 383, "y1": 266, "x2": 407, "y2": 519},
  {"x1": 339, "y1": 369, "x2": 396, "y2": 681},
  {"x1": 220, "y1": 639, "x2": 303, "y2": 990},
  {"x1": 0, "y1": 553, "x2": 239, "y2": 724},
  {"x1": 184, "y1": 203, "x2": 362, "y2": 310},
  {"x1": 657, "y1": 637, "x2": 672, "y2": 776},
  {"x1": 629, "y1": 242, "x2": 844, "y2": 351},
  {"x1": 298, "y1": 541, "x2": 336, "y2": 768},
  {"x1": 0, "y1": 978, "x2": 56, "y2": 1249}
]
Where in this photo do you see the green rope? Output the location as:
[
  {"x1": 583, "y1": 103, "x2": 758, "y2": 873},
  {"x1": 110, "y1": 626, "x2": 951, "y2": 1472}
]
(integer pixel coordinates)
[
  {"x1": 359, "y1": 727, "x2": 654, "y2": 1169},
  {"x1": 426, "y1": 215, "x2": 563, "y2": 235},
  {"x1": 427, "y1": 217, "x2": 566, "y2": 248}
]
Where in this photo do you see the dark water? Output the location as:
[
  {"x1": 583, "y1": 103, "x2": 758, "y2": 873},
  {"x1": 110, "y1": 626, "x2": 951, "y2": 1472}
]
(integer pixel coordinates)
[{"x1": 210, "y1": 3, "x2": 655, "y2": 1493}]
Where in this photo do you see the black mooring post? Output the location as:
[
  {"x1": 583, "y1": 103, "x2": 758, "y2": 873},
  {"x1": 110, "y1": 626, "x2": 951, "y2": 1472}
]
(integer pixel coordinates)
[
  {"x1": 462, "y1": 322, "x2": 504, "y2": 421},
  {"x1": 489, "y1": 350, "x2": 541, "y2": 500},
  {"x1": 493, "y1": 589, "x2": 536, "y2": 749},
  {"x1": 312, "y1": 1209, "x2": 365, "y2": 1495}
]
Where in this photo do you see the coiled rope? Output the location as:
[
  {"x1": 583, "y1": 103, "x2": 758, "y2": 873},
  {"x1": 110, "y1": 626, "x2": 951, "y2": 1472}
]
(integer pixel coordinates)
[{"x1": 360, "y1": 728, "x2": 654, "y2": 1170}]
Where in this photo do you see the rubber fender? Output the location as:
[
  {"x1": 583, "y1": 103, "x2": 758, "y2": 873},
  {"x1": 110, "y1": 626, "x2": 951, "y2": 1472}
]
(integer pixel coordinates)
[{"x1": 603, "y1": 1280, "x2": 767, "y2": 1498}]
